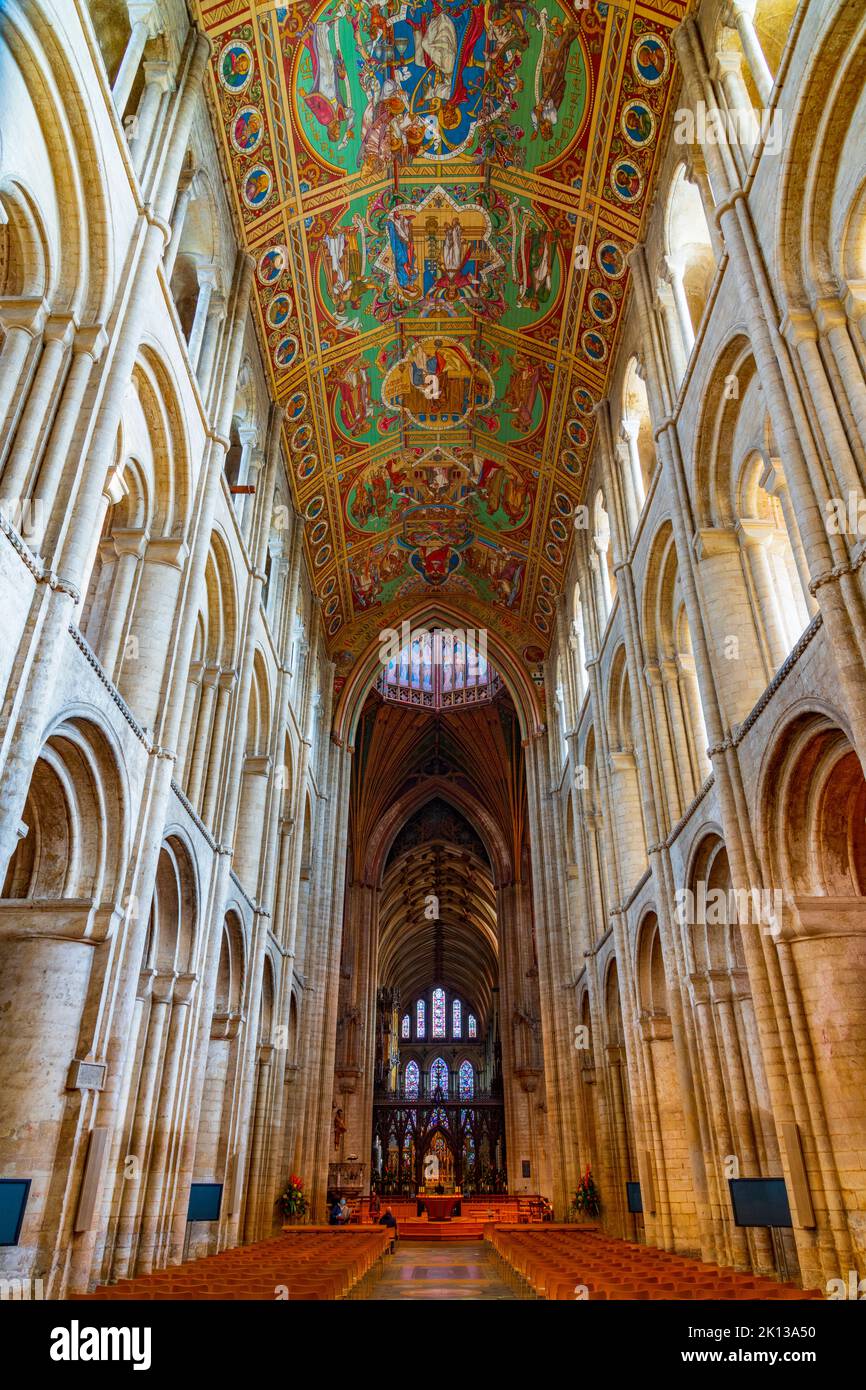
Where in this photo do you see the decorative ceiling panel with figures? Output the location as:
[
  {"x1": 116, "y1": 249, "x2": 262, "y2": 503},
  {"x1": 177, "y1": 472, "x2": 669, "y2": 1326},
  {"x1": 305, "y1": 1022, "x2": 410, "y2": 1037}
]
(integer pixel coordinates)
[{"x1": 196, "y1": 0, "x2": 687, "y2": 674}]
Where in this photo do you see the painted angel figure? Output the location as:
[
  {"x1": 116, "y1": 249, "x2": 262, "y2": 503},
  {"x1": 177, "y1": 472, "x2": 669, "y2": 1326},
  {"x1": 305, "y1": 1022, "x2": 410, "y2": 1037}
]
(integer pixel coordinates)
[
  {"x1": 302, "y1": 16, "x2": 355, "y2": 148},
  {"x1": 532, "y1": 11, "x2": 580, "y2": 140}
]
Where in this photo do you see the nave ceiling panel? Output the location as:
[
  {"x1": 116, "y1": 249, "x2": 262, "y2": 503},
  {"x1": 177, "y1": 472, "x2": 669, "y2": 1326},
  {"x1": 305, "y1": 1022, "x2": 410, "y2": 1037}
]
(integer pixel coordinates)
[{"x1": 196, "y1": 0, "x2": 687, "y2": 680}]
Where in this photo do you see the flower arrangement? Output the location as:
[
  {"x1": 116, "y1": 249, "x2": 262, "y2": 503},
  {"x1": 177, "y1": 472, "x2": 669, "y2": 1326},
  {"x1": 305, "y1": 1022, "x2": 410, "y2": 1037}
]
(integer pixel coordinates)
[
  {"x1": 278, "y1": 1175, "x2": 308, "y2": 1220},
  {"x1": 571, "y1": 1166, "x2": 601, "y2": 1219}
]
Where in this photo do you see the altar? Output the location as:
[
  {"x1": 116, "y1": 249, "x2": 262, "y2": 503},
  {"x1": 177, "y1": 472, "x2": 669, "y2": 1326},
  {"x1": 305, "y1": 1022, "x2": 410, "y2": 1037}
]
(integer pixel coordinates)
[{"x1": 419, "y1": 1195, "x2": 461, "y2": 1220}]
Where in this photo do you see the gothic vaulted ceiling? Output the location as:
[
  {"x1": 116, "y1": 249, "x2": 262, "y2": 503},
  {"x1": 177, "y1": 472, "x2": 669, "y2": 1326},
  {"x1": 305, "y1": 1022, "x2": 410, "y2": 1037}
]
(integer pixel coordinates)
[{"x1": 196, "y1": 0, "x2": 687, "y2": 681}]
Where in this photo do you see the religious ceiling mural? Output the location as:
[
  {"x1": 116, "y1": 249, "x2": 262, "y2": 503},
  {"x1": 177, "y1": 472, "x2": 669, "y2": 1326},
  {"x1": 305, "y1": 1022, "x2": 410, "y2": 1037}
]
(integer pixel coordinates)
[{"x1": 196, "y1": 0, "x2": 688, "y2": 673}]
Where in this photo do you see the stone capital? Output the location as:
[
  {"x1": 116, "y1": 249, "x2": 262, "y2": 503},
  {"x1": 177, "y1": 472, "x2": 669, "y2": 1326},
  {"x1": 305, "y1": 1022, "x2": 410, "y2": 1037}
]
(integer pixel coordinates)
[
  {"x1": 779, "y1": 896, "x2": 866, "y2": 942},
  {"x1": 142, "y1": 58, "x2": 173, "y2": 93},
  {"x1": 639, "y1": 1011, "x2": 672, "y2": 1042},
  {"x1": 144, "y1": 536, "x2": 189, "y2": 569},
  {"x1": 0, "y1": 296, "x2": 47, "y2": 336},
  {"x1": 736, "y1": 516, "x2": 778, "y2": 548},
  {"x1": 693, "y1": 525, "x2": 740, "y2": 561},
  {"x1": 780, "y1": 306, "x2": 818, "y2": 346},
  {"x1": 812, "y1": 296, "x2": 849, "y2": 337}
]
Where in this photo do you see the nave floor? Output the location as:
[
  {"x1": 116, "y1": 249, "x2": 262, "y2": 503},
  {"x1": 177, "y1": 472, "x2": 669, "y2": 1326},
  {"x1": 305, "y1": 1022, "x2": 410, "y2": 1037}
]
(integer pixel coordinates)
[{"x1": 368, "y1": 1241, "x2": 519, "y2": 1300}]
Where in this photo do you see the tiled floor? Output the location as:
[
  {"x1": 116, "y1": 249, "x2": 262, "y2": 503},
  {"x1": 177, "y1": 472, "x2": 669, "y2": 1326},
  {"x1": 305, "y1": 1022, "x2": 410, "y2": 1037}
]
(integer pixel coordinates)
[{"x1": 368, "y1": 1241, "x2": 520, "y2": 1300}]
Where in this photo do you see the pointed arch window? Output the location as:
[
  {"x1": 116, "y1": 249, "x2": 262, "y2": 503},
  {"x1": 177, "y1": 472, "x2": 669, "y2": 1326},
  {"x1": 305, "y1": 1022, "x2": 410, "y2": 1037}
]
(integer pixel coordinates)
[
  {"x1": 401, "y1": 1013, "x2": 410, "y2": 1039},
  {"x1": 430, "y1": 1056, "x2": 449, "y2": 1097},
  {"x1": 416, "y1": 999, "x2": 426, "y2": 1038},
  {"x1": 432, "y1": 987, "x2": 446, "y2": 1038},
  {"x1": 404, "y1": 1059, "x2": 419, "y2": 1100},
  {"x1": 468, "y1": 1013, "x2": 477, "y2": 1039},
  {"x1": 459, "y1": 1060, "x2": 474, "y2": 1100},
  {"x1": 452, "y1": 998, "x2": 462, "y2": 1038}
]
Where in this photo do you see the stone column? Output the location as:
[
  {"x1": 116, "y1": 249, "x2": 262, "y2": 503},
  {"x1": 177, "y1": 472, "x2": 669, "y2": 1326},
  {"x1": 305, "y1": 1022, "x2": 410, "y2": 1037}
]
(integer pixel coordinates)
[
  {"x1": 95, "y1": 527, "x2": 148, "y2": 679},
  {"x1": 233, "y1": 755, "x2": 272, "y2": 891},
  {"x1": 197, "y1": 292, "x2": 225, "y2": 402},
  {"x1": 175, "y1": 660, "x2": 204, "y2": 785},
  {"x1": 0, "y1": 298, "x2": 46, "y2": 447},
  {"x1": 112, "y1": 0, "x2": 161, "y2": 117},
  {"x1": 136, "y1": 973, "x2": 197, "y2": 1273},
  {"x1": 185, "y1": 663, "x2": 219, "y2": 807},
  {"x1": 779, "y1": 901, "x2": 866, "y2": 1271},
  {"x1": 201, "y1": 669, "x2": 236, "y2": 825},
  {"x1": 758, "y1": 456, "x2": 817, "y2": 618},
  {"x1": 115, "y1": 974, "x2": 175, "y2": 1276},
  {"x1": 163, "y1": 166, "x2": 197, "y2": 282},
  {"x1": 712, "y1": 50, "x2": 758, "y2": 157},
  {"x1": 1, "y1": 314, "x2": 75, "y2": 506},
  {"x1": 28, "y1": 326, "x2": 108, "y2": 553},
  {"x1": 725, "y1": 0, "x2": 774, "y2": 106},
  {"x1": 118, "y1": 537, "x2": 189, "y2": 731},
  {"x1": 187, "y1": 264, "x2": 217, "y2": 372},
  {"x1": 736, "y1": 518, "x2": 790, "y2": 670},
  {"x1": 129, "y1": 59, "x2": 173, "y2": 177}
]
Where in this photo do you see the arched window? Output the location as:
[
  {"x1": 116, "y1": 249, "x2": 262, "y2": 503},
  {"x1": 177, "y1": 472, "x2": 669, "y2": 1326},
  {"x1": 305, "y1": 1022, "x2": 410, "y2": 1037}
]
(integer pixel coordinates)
[
  {"x1": 555, "y1": 655, "x2": 569, "y2": 763},
  {"x1": 432, "y1": 987, "x2": 446, "y2": 1038},
  {"x1": 468, "y1": 1013, "x2": 477, "y2": 1039},
  {"x1": 452, "y1": 998, "x2": 462, "y2": 1037},
  {"x1": 378, "y1": 628, "x2": 503, "y2": 709},
  {"x1": 430, "y1": 1056, "x2": 449, "y2": 1096},
  {"x1": 459, "y1": 1060, "x2": 475, "y2": 1100},
  {"x1": 416, "y1": 998, "x2": 426, "y2": 1038},
  {"x1": 401, "y1": 1013, "x2": 410, "y2": 1039},
  {"x1": 593, "y1": 490, "x2": 615, "y2": 620},
  {"x1": 571, "y1": 581, "x2": 588, "y2": 703},
  {"x1": 404, "y1": 1059, "x2": 419, "y2": 1100},
  {"x1": 661, "y1": 165, "x2": 715, "y2": 381}
]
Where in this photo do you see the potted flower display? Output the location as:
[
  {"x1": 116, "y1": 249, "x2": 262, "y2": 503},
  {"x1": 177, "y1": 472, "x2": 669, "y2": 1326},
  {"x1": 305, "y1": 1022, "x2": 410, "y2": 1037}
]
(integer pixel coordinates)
[
  {"x1": 278, "y1": 1174, "x2": 308, "y2": 1223},
  {"x1": 571, "y1": 1165, "x2": 601, "y2": 1221}
]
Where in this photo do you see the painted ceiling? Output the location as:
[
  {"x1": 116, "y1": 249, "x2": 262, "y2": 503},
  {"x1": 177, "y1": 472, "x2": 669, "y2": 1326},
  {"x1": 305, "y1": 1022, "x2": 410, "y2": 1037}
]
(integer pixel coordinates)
[{"x1": 196, "y1": 0, "x2": 688, "y2": 679}]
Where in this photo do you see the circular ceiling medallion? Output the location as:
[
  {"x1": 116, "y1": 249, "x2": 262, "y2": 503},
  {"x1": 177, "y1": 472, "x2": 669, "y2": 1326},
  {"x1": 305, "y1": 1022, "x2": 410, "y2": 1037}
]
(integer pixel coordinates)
[
  {"x1": 267, "y1": 293, "x2": 292, "y2": 328},
  {"x1": 274, "y1": 335, "x2": 298, "y2": 369},
  {"x1": 286, "y1": 389, "x2": 307, "y2": 421},
  {"x1": 632, "y1": 33, "x2": 669, "y2": 88},
  {"x1": 243, "y1": 165, "x2": 272, "y2": 210},
  {"x1": 596, "y1": 240, "x2": 627, "y2": 280},
  {"x1": 545, "y1": 541, "x2": 563, "y2": 567},
  {"x1": 219, "y1": 40, "x2": 253, "y2": 94},
  {"x1": 257, "y1": 245, "x2": 287, "y2": 284},
  {"x1": 231, "y1": 105, "x2": 264, "y2": 155},
  {"x1": 589, "y1": 288, "x2": 615, "y2": 323},
  {"x1": 582, "y1": 331, "x2": 607, "y2": 365},
  {"x1": 611, "y1": 159, "x2": 643, "y2": 204},
  {"x1": 621, "y1": 98, "x2": 655, "y2": 148}
]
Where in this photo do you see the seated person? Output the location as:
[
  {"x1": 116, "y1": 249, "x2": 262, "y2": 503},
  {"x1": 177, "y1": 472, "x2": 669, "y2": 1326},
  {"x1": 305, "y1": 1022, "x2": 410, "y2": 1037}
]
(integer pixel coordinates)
[
  {"x1": 379, "y1": 1205, "x2": 398, "y2": 1248},
  {"x1": 330, "y1": 1195, "x2": 351, "y2": 1225}
]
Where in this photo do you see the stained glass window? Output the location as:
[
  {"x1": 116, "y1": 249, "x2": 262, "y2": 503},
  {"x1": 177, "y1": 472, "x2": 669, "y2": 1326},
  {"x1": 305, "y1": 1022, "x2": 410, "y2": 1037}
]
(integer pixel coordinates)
[
  {"x1": 452, "y1": 998, "x2": 462, "y2": 1037},
  {"x1": 468, "y1": 1013, "x2": 477, "y2": 1039},
  {"x1": 416, "y1": 999, "x2": 425, "y2": 1038},
  {"x1": 432, "y1": 987, "x2": 446, "y2": 1038},
  {"x1": 401, "y1": 1013, "x2": 410, "y2": 1039},
  {"x1": 376, "y1": 630, "x2": 503, "y2": 710},
  {"x1": 404, "y1": 1060, "x2": 419, "y2": 1100},
  {"x1": 459, "y1": 1060, "x2": 474, "y2": 1100},
  {"x1": 430, "y1": 1056, "x2": 448, "y2": 1096}
]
